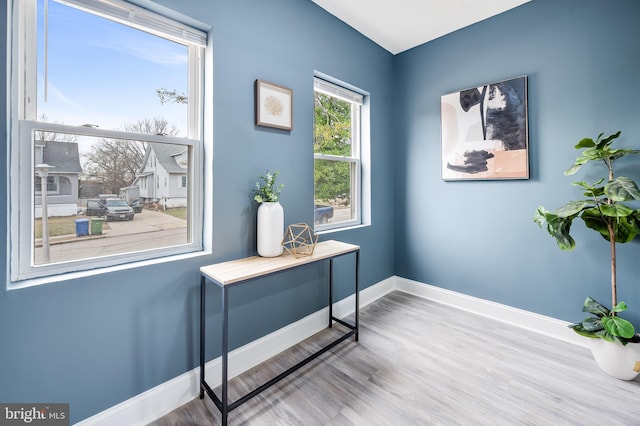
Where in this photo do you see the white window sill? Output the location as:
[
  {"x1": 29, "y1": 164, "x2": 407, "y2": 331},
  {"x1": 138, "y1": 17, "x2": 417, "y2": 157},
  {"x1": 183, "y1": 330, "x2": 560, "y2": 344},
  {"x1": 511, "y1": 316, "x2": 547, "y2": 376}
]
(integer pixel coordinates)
[
  {"x1": 8, "y1": 249, "x2": 212, "y2": 291},
  {"x1": 316, "y1": 223, "x2": 370, "y2": 235}
]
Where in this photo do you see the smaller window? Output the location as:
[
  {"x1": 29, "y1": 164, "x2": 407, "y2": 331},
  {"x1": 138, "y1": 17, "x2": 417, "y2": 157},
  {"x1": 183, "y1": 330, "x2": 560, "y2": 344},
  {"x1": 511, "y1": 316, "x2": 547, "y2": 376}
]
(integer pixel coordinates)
[{"x1": 313, "y1": 77, "x2": 364, "y2": 231}]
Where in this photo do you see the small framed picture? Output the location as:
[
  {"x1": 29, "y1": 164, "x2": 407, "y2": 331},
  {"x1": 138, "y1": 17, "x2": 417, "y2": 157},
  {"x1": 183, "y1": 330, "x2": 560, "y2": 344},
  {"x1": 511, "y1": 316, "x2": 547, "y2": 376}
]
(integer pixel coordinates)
[{"x1": 255, "y1": 79, "x2": 293, "y2": 131}]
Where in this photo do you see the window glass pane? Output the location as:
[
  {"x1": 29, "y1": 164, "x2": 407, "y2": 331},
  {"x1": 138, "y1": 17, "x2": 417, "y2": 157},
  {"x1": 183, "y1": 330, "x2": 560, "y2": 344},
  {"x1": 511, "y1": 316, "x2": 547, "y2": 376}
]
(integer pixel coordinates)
[
  {"x1": 36, "y1": 0, "x2": 188, "y2": 134},
  {"x1": 33, "y1": 131, "x2": 190, "y2": 266},
  {"x1": 313, "y1": 93, "x2": 353, "y2": 156},
  {"x1": 313, "y1": 159, "x2": 354, "y2": 225}
]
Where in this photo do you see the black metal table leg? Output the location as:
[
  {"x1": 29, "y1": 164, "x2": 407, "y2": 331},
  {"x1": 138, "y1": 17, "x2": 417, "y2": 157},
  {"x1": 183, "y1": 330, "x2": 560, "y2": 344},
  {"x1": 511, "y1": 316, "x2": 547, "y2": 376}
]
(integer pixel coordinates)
[
  {"x1": 355, "y1": 250, "x2": 360, "y2": 341},
  {"x1": 328, "y1": 258, "x2": 334, "y2": 328},
  {"x1": 200, "y1": 276, "x2": 206, "y2": 399},
  {"x1": 221, "y1": 286, "x2": 229, "y2": 426}
]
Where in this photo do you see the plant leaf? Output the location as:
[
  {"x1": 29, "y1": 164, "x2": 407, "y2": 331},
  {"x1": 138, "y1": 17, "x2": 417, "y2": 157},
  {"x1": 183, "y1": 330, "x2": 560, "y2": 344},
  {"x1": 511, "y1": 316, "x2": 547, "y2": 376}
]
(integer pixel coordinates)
[
  {"x1": 608, "y1": 148, "x2": 640, "y2": 161},
  {"x1": 573, "y1": 180, "x2": 605, "y2": 197},
  {"x1": 612, "y1": 301, "x2": 628, "y2": 313},
  {"x1": 581, "y1": 317, "x2": 603, "y2": 332},
  {"x1": 581, "y1": 148, "x2": 607, "y2": 161},
  {"x1": 582, "y1": 297, "x2": 610, "y2": 316},
  {"x1": 533, "y1": 206, "x2": 576, "y2": 250},
  {"x1": 580, "y1": 208, "x2": 610, "y2": 239},
  {"x1": 594, "y1": 329, "x2": 618, "y2": 343},
  {"x1": 582, "y1": 212, "x2": 640, "y2": 243},
  {"x1": 631, "y1": 212, "x2": 640, "y2": 234},
  {"x1": 565, "y1": 148, "x2": 611, "y2": 175},
  {"x1": 574, "y1": 138, "x2": 596, "y2": 149},
  {"x1": 564, "y1": 156, "x2": 589, "y2": 176},
  {"x1": 602, "y1": 315, "x2": 636, "y2": 339},
  {"x1": 569, "y1": 323, "x2": 599, "y2": 339},
  {"x1": 596, "y1": 130, "x2": 621, "y2": 149},
  {"x1": 555, "y1": 200, "x2": 589, "y2": 218},
  {"x1": 573, "y1": 179, "x2": 604, "y2": 190},
  {"x1": 605, "y1": 177, "x2": 640, "y2": 202},
  {"x1": 585, "y1": 187, "x2": 605, "y2": 198},
  {"x1": 614, "y1": 216, "x2": 640, "y2": 243},
  {"x1": 599, "y1": 203, "x2": 633, "y2": 218},
  {"x1": 532, "y1": 206, "x2": 549, "y2": 228}
]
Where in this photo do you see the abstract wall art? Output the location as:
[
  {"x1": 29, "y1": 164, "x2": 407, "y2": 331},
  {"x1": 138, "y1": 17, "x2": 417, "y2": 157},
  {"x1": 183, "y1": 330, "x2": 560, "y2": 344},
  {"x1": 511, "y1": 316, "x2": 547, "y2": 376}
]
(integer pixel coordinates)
[{"x1": 441, "y1": 76, "x2": 528, "y2": 180}]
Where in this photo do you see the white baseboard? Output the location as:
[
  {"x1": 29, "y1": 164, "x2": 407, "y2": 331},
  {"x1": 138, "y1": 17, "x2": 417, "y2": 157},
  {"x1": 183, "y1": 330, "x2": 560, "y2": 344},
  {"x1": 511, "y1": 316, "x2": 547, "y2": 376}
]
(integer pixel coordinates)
[
  {"x1": 75, "y1": 275, "x2": 581, "y2": 425},
  {"x1": 394, "y1": 276, "x2": 586, "y2": 348}
]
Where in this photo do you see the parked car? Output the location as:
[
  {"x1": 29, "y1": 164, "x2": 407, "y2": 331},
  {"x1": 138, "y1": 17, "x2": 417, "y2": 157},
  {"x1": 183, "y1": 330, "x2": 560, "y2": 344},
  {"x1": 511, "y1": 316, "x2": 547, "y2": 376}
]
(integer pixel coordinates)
[
  {"x1": 314, "y1": 204, "x2": 334, "y2": 224},
  {"x1": 85, "y1": 198, "x2": 135, "y2": 221},
  {"x1": 104, "y1": 198, "x2": 135, "y2": 221},
  {"x1": 85, "y1": 199, "x2": 106, "y2": 217},
  {"x1": 129, "y1": 199, "x2": 143, "y2": 213}
]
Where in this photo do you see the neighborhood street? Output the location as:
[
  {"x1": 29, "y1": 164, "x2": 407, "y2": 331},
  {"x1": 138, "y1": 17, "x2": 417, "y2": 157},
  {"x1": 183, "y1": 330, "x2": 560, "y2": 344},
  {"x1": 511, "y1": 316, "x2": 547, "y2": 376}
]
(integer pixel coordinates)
[
  {"x1": 34, "y1": 209, "x2": 188, "y2": 264},
  {"x1": 35, "y1": 206, "x2": 353, "y2": 265}
]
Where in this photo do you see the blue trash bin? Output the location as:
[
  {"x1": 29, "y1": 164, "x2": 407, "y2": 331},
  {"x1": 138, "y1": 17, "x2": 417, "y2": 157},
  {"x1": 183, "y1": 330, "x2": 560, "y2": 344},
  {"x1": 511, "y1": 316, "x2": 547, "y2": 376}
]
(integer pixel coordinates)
[{"x1": 75, "y1": 218, "x2": 89, "y2": 236}]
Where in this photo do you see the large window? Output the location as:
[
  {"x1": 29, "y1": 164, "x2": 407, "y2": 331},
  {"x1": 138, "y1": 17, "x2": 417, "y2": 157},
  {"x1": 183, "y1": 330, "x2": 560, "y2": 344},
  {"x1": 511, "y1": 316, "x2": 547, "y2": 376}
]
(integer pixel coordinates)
[
  {"x1": 313, "y1": 77, "x2": 365, "y2": 230},
  {"x1": 9, "y1": 0, "x2": 206, "y2": 282}
]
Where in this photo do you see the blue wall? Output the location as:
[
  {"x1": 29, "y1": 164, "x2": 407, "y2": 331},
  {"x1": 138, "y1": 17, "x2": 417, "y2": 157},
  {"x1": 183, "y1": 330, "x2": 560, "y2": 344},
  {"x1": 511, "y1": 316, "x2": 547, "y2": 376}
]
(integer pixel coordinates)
[
  {"x1": 2, "y1": 0, "x2": 640, "y2": 423},
  {"x1": 394, "y1": 0, "x2": 640, "y2": 325},
  {"x1": 0, "y1": 0, "x2": 395, "y2": 422}
]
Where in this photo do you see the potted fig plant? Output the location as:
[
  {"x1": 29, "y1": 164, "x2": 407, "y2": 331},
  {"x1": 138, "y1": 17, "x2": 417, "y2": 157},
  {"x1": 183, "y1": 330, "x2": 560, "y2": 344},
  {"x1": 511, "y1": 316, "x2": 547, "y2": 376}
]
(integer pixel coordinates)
[
  {"x1": 533, "y1": 131, "x2": 640, "y2": 380},
  {"x1": 253, "y1": 170, "x2": 285, "y2": 257}
]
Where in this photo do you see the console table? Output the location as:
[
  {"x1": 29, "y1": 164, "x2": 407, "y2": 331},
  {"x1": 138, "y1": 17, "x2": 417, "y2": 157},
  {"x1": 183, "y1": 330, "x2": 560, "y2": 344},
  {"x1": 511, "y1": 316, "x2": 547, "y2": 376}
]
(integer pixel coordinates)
[{"x1": 199, "y1": 240, "x2": 360, "y2": 425}]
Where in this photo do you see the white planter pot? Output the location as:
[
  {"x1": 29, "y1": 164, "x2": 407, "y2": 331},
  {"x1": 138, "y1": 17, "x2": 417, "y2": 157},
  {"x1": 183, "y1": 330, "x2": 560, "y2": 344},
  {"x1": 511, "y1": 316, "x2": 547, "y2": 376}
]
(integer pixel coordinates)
[
  {"x1": 257, "y1": 201, "x2": 284, "y2": 257},
  {"x1": 588, "y1": 338, "x2": 640, "y2": 380}
]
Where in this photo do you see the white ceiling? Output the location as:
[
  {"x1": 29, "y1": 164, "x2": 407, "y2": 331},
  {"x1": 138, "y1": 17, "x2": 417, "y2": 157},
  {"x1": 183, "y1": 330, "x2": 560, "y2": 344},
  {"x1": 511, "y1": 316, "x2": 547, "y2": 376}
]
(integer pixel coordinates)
[{"x1": 311, "y1": 0, "x2": 531, "y2": 55}]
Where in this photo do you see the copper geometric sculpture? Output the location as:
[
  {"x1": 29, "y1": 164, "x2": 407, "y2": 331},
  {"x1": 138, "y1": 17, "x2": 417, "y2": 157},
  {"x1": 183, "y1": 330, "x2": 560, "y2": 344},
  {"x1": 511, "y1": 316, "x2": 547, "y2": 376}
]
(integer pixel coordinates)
[{"x1": 282, "y1": 222, "x2": 318, "y2": 258}]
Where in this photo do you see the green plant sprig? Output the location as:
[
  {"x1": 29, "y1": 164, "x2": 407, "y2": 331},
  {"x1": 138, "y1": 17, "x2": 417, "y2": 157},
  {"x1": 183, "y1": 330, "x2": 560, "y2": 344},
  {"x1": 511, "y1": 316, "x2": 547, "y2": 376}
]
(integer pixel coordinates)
[{"x1": 253, "y1": 171, "x2": 284, "y2": 203}]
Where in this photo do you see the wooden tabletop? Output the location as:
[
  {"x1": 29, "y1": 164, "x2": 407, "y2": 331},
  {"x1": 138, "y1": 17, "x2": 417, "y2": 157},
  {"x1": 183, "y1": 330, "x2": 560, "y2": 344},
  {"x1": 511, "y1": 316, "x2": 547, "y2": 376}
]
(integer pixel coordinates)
[{"x1": 200, "y1": 240, "x2": 359, "y2": 286}]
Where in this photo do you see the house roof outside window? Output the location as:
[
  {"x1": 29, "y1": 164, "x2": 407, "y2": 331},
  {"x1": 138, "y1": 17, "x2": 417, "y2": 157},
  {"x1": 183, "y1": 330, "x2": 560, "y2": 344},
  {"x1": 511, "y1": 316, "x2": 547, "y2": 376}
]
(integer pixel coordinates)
[{"x1": 41, "y1": 141, "x2": 83, "y2": 174}]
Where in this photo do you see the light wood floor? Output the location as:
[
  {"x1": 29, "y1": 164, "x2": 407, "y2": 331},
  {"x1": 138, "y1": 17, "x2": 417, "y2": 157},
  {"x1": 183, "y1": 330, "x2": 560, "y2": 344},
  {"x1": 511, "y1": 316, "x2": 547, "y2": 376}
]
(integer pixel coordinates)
[{"x1": 149, "y1": 291, "x2": 640, "y2": 425}]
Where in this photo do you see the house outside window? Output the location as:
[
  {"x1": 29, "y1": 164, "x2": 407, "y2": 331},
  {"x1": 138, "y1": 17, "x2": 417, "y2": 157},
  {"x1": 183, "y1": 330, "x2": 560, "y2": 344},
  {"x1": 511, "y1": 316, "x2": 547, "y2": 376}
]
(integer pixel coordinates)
[
  {"x1": 9, "y1": 0, "x2": 207, "y2": 283},
  {"x1": 313, "y1": 76, "x2": 367, "y2": 231}
]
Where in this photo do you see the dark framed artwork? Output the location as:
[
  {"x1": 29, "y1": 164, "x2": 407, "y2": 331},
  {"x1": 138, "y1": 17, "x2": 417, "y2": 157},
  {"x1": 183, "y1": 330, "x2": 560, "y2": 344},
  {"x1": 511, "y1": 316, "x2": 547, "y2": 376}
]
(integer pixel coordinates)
[
  {"x1": 441, "y1": 76, "x2": 528, "y2": 180},
  {"x1": 255, "y1": 79, "x2": 293, "y2": 131}
]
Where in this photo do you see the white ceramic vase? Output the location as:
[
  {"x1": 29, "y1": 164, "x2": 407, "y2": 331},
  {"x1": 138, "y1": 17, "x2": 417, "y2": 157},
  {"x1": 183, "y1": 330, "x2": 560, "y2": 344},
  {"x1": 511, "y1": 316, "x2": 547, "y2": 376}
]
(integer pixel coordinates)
[
  {"x1": 588, "y1": 338, "x2": 640, "y2": 380},
  {"x1": 257, "y1": 201, "x2": 284, "y2": 257}
]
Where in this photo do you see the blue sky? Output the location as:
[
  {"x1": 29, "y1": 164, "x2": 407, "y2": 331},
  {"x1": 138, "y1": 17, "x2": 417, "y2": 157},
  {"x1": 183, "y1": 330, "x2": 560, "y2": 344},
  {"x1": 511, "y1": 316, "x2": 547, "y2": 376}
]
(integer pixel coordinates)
[{"x1": 37, "y1": 0, "x2": 188, "y2": 135}]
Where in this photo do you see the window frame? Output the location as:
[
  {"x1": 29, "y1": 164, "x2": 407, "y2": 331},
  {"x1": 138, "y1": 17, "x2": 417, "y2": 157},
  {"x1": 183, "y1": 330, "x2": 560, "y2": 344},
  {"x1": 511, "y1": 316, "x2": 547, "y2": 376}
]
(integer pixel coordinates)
[
  {"x1": 313, "y1": 76, "x2": 366, "y2": 232},
  {"x1": 8, "y1": 0, "x2": 207, "y2": 283}
]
